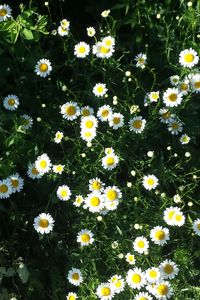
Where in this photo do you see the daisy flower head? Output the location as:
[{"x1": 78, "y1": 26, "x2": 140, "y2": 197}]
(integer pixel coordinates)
[
  {"x1": 97, "y1": 105, "x2": 113, "y2": 122},
  {"x1": 85, "y1": 191, "x2": 105, "y2": 213},
  {"x1": 0, "y1": 179, "x2": 12, "y2": 199},
  {"x1": 172, "y1": 211, "x2": 185, "y2": 226},
  {"x1": 163, "y1": 206, "x2": 181, "y2": 226},
  {"x1": 179, "y1": 133, "x2": 190, "y2": 145},
  {"x1": 67, "y1": 268, "x2": 83, "y2": 286},
  {"x1": 148, "y1": 91, "x2": 160, "y2": 103},
  {"x1": 61, "y1": 101, "x2": 80, "y2": 120},
  {"x1": 125, "y1": 253, "x2": 136, "y2": 265},
  {"x1": 35, "y1": 153, "x2": 52, "y2": 174},
  {"x1": 77, "y1": 229, "x2": 94, "y2": 246},
  {"x1": 108, "y1": 113, "x2": 124, "y2": 129},
  {"x1": 129, "y1": 116, "x2": 146, "y2": 133},
  {"x1": 101, "y1": 9, "x2": 110, "y2": 18},
  {"x1": 57, "y1": 185, "x2": 71, "y2": 201},
  {"x1": 169, "y1": 75, "x2": 180, "y2": 86},
  {"x1": 73, "y1": 195, "x2": 84, "y2": 207},
  {"x1": 74, "y1": 42, "x2": 90, "y2": 58},
  {"x1": 89, "y1": 178, "x2": 105, "y2": 192},
  {"x1": 134, "y1": 292, "x2": 153, "y2": 300},
  {"x1": 81, "y1": 105, "x2": 94, "y2": 117},
  {"x1": 190, "y1": 73, "x2": 200, "y2": 93},
  {"x1": 179, "y1": 78, "x2": 190, "y2": 95},
  {"x1": 9, "y1": 173, "x2": 24, "y2": 193},
  {"x1": 54, "y1": 131, "x2": 64, "y2": 143},
  {"x1": 93, "y1": 83, "x2": 108, "y2": 97},
  {"x1": 102, "y1": 36, "x2": 115, "y2": 48},
  {"x1": 60, "y1": 19, "x2": 70, "y2": 30},
  {"x1": 81, "y1": 128, "x2": 96, "y2": 142},
  {"x1": 58, "y1": 26, "x2": 69, "y2": 36},
  {"x1": 150, "y1": 226, "x2": 170, "y2": 246},
  {"x1": 109, "y1": 275, "x2": 125, "y2": 294},
  {"x1": 104, "y1": 186, "x2": 122, "y2": 203},
  {"x1": 159, "y1": 108, "x2": 174, "y2": 124},
  {"x1": 126, "y1": 267, "x2": 146, "y2": 289},
  {"x1": 133, "y1": 236, "x2": 149, "y2": 254},
  {"x1": 27, "y1": 163, "x2": 43, "y2": 179},
  {"x1": 20, "y1": 114, "x2": 33, "y2": 130},
  {"x1": 66, "y1": 292, "x2": 78, "y2": 300},
  {"x1": 163, "y1": 88, "x2": 183, "y2": 107},
  {"x1": 143, "y1": 175, "x2": 159, "y2": 191},
  {"x1": 93, "y1": 42, "x2": 115, "y2": 59},
  {"x1": 53, "y1": 164, "x2": 65, "y2": 174},
  {"x1": 33, "y1": 213, "x2": 54, "y2": 234},
  {"x1": 192, "y1": 218, "x2": 200, "y2": 236},
  {"x1": 167, "y1": 118, "x2": 183, "y2": 135},
  {"x1": 135, "y1": 53, "x2": 147, "y2": 69},
  {"x1": 102, "y1": 153, "x2": 119, "y2": 170},
  {"x1": 3, "y1": 94, "x2": 19, "y2": 111},
  {"x1": 81, "y1": 115, "x2": 98, "y2": 131},
  {"x1": 159, "y1": 259, "x2": 179, "y2": 279},
  {"x1": 87, "y1": 26, "x2": 95, "y2": 37},
  {"x1": 0, "y1": 4, "x2": 12, "y2": 22},
  {"x1": 179, "y1": 48, "x2": 199, "y2": 68},
  {"x1": 96, "y1": 282, "x2": 114, "y2": 300},
  {"x1": 35, "y1": 59, "x2": 52, "y2": 78},
  {"x1": 153, "y1": 281, "x2": 173, "y2": 299},
  {"x1": 145, "y1": 267, "x2": 161, "y2": 283},
  {"x1": 104, "y1": 199, "x2": 119, "y2": 211}
]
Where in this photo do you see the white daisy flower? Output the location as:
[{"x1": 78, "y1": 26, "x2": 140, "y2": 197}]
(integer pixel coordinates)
[
  {"x1": 60, "y1": 19, "x2": 70, "y2": 30},
  {"x1": 81, "y1": 115, "x2": 98, "y2": 131},
  {"x1": 159, "y1": 259, "x2": 179, "y2": 279},
  {"x1": 172, "y1": 211, "x2": 185, "y2": 226},
  {"x1": 108, "y1": 113, "x2": 124, "y2": 129},
  {"x1": 61, "y1": 101, "x2": 80, "y2": 120},
  {"x1": 102, "y1": 153, "x2": 119, "y2": 170},
  {"x1": 35, "y1": 59, "x2": 52, "y2": 78},
  {"x1": 93, "y1": 83, "x2": 108, "y2": 97},
  {"x1": 81, "y1": 105, "x2": 94, "y2": 117},
  {"x1": 163, "y1": 88, "x2": 183, "y2": 107},
  {"x1": 0, "y1": 4, "x2": 12, "y2": 22},
  {"x1": 66, "y1": 292, "x2": 77, "y2": 300},
  {"x1": 179, "y1": 133, "x2": 190, "y2": 144},
  {"x1": 163, "y1": 206, "x2": 181, "y2": 226},
  {"x1": 77, "y1": 229, "x2": 94, "y2": 246},
  {"x1": 104, "y1": 200, "x2": 119, "y2": 211},
  {"x1": 9, "y1": 173, "x2": 24, "y2": 193},
  {"x1": 80, "y1": 128, "x2": 96, "y2": 142},
  {"x1": 87, "y1": 26, "x2": 96, "y2": 37},
  {"x1": 109, "y1": 275, "x2": 125, "y2": 294},
  {"x1": 153, "y1": 280, "x2": 173, "y2": 299},
  {"x1": 159, "y1": 108, "x2": 174, "y2": 124},
  {"x1": 101, "y1": 9, "x2": 110, "y2": 18},
  {"x1": 33, "y1": 213, "x2": 54, "y2": 234},
  {"x1": 104, "y1": 147, "x2": 115, "y2": 155},
  {"x1": 96, "y1": 282, "x2": 115, "y2": 300},
  {"x1": 89, "y1": 178, "x2": 105, "y2": 192},
  {"x1": 179, "y1": 48, "x2": 199, "y2": 68},
  {"x1": 0, "y1": 179, "x2": 13, "y2": 199},
  {"x1": 143, "y1": 175, "x2": 159, "y2": 191},
  {"x1": 135, "y1": 53, "x2": 147, "y2": 69},
  {"x1": 67, "y1": 268, "x2": 83, "y2": 286},
  {"x1": 125, "y1": 253, "x2": 136, "y2": 265},
  {"x1": 178, "y1": 78, "x2": 190, "y2": 95},
  {"x1": 145, "y1": 267, "x2": 161, "y2": 283},
  {"x1": 74, "y1": 42, "x2": 90, "y2": 58},
  {"x1": 53, "y1": 164, "x2": 65, "y2": 174},
  {"x1": 20, "y1": 114, "x2": 33, "y2": 130},
  {"x1": 167, "y1": 118, "x2": 183, "y2": 135},
  {"x1": 134, "y1": 292, "x2": 153, "y2": 300},
  {"x1": 150, "y1": 226, "x2": 170, "y2": 246},
  {"x1": 190, "y1": 73, "x2": 200, "y2": 93},
  {"x1": 192, "y1": 218, "x2": 200, "y2": 236},
  {"x1": 84, "y1": 191, "x2": 105, "y2": 213},
  {"x1": 148, "y1": 91, "x2": 159, "y2": 102},
  {"x1": 57, "y1": 185, "x2": 71, "y2": 201},
  {"x1": 3, "y1": 94, "x2": 19, "y2": 111},
  {"x1": 126, "y1": 267, "x2": 146, "y2": 289},
  {"x1": 93, "y1": 42, "x2": 115, "y2": 59},
  {"x1": 102, "y1": 36, "x2": 115, "y2": 48},
  {"x1": 133, "y1": 236, "x2": 149, "y2": 254},
  {"x1": 27, "y1": 163, "x2": 43, "y2": 179},
  {"x1": 73, "y1": 195, "x2": 84, "y2": 207},
  {"x1": 104, "y1": 186, "x2": 122, "y2": 203},
  {"x1": 35, "y1": 153, "x2": 52, "y2": 174},
  {"x1": 97, "y1": 105, "x2": 113, "y2": 122},
  {"x1": 54, "y1": 131, "x2": 64, "y2": 143},
  {"x1": 129, "y1": 116, "x2": 146, "y2": 133},
  {"x1": 169, "y1": 75, "x2": 180, "y2": 86},
  {"x1": 58, "y1": 26, "x2": 69, "y2": 36}
]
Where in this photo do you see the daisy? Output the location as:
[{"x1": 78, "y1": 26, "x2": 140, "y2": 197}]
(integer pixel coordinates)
[
  {"x1": 145, "y1": 267, "x2": 161, "y2": 283},
  {"x1": 85, "y1": 191, "x2": 105, "y2": 213},
  {"x1": 167, "y1": 118, "x2": 183, "y2": 135},
  {"x1": 93, "y1": 83, "x2": 108, "y2": 97},
  {"x1": 80, "y1": 128, "x2": 96, "y2": 142},
  {"x1": 105, "y1": 147, "x2": 115, "y2": 155},
  {"x1": 9, "y1": 173, "x2": 24, "y2": 193},
  {"x1": 97, "y1": 105, "x2": 113, "y2": 122},
  {"x1": 133, "y1": 236, "x2": 149, "y2": 254},
  {"x1": 135, "y1": 53, "x2": 147, "y2": 69},
  {"x1": 179, "y1": 48, "x2": 199, "y2": 68},
  {"x1": 81, "y1": 116, "x2": 98, "y2": 131},
  {"x1": 93, "y1": 42, "x2": 115, "y2": 59},
  {"x1": 104, "y1": 186, "x2": 122, "y2": 203},
  {"x1": 74, "y1": 42, "x2": 90, "y2": 58},
  {"x1": 66, "y1": 292, "x2": 78, "y2": 300},
  {"x1": 104, "y1": 200, "x2": 119, "y2": 211},
  {"x1": 190, "y1": 73, "x2": 200, "y2": 93},
  {"x1": 57, "y1": 185, "x2": 71, "y2": 201},
  {"x1": 148, "y1": 91, "x2": 159, "y2": 103},
  {"x1": 34, "y1": 59, "x2": 52, "y2": 78},
  {"x1": 89, "y1": 178, "x2": 105, "y2": 192},
  {"x1": 153, "y1": 281, "x2": 173, "y2": 299},
  {"x1": 96, "y1": 282, "x2": 115, "y2": 300},
  {"x1": 179, "y1": 134, "x2": 190, "y2": 144},
  {"x1": 61, "y1": 102, "x2": 80, "y2": 120},
  {"x1": 87, "y1": 26, "x2": 95, "y2": 37},
  {"x1": 159, "y1": 108, "x2": 174, "y2": 124},
  {"x1": 35, "y1": 153, "x2": 52, "y2": 174},
  {"x1": 129, "y1": 116, "x2": 146, "y2": 133},
  {"x1": 81, "y1": 106, "x2": 94, "y2": 117},
  {"x1": 33, "y1": 213, "x2": 54, "y2": 234},
  {"x1": 73, "y1": 195, "x2": 84, "y2": 207},
  {"x1": 58, "y1": 26, "x2": 69, "y2": 36},
  {"x1": 108, "y1": 113, "x2": 124, "y2": 129},
  {"x1": 0, "y1": 179, "x2": 12, "y2": 199},
  {"x1": 53, "y1": 164, "x2": 65, "y2": 174},
  {"x1": 169, "y1": 75, "x2": 180, "y2": 86},
  {"x1": 77, "y1": 229, "x2": 94, "y2": 246},
  {"x1": 20, "y1": 114, "x2": 33, "y2": 130},
  {"x1": 159, "y1": 259, "x2": 179, "y2": 279},
  {"x1": 54, "y1": 131, "x2": 64, "y2": 143},
  {"x1": 172, "y1": 211, "x2": 185, "y2": 226},
  {"x1": 178, "y1": 78, "x2": 190, "y2": 95},
  {"x1": 143, "y1": 175, "x2": 159, "y2": 191},
  {"x1": 163, "y1": 88, "x2": 183, "y2": 107},
  {"x1": 67, "y1": 268, "x2": 83, "y2": 286},
  {"x1": 163, "y1": 206, "x2": 181, "y2": 226},
  {"x1": 150, "y1": 226, "x2": 170, "y2": 246},
  {"x1": 60, "y1": 19, "x2": 70, "y2": 30},
  {"x1": 102, "y1": 153, "x2": 119, "y2": 170},
  {"x1": 109, "y1": 275, "x2": 125, "y2": 294},
  {"x1": 27, "y1": 163, "x2": 43, "y2": 179},
  {"x1": 192, "y1": 218, "x2": 200, "y2": 236},
  {"x1": 0, "y1": 4, "x2": 12, "y2": 22},
  {"x1": 126, "y1": 268, "x2": 146, "y2": 289},
  {"x1": 125, "y1": 253, "x2": 136, "y2": 265},
  {"x1": 101, "y1": 9, "x2": 110, "y2": 18},
  {"x1": 3, "y1": 94, "x2": 19, "y2": 111},
  {"x1": 134, "y1": 292, "x2": 153, "y2": 300},
  {"x1": 102, "y1": 36, "x2": 115, "y2": 48}
]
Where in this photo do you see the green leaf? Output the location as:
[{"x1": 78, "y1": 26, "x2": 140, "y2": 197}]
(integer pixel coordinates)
[
  {"x1": 21, "y1": 28, "x2": 34, "y2": 40},
  {"x1": 18, "y1": 263, "x2": 30, "y2": 283}
]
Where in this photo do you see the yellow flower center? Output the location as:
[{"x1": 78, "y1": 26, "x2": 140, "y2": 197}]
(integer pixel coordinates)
[
  {"x1": 72, "y1": 273, "x2": 79, "y2": 280},
  {"x1": 107, "y1": 190, "x2": 117, "y2": 201},
  {"x1": 155, "y1": 230, "x2": 165, "y2": 240},
  {"x1": 90, "y1": 196, "x2": 100, "y2": 206},
  {"x1": 60, "y1": 190, "x2": 68, "y2": 197},
  {"x1": 39, "y1": 218, "x2": 49, "y2": 228},
  {"x1": 175, "y1": 214, "x2": 182, "y2": 221},
  {"x1": 131, "y1": 274, "x2": 141, "y2": 284},
  {"x1": 168, "y1": 93, "x2": 177, "y2": 102},
  {"x1": 100, "y1": 46, "x2": 110, "y2": 54},
  {"x1": 147, "y1": 178, "x2": 155, "y2": 186},
  {"x1": 92, "y1": 181, "x2": 101, "y2": 190},
  {"x1": 84, "y1": 132, "x2": 92, "y2": 138},
  {"x1": 78, "y1": 46, "x2": 86, "y2": 53},
  {"x1": 39, "y1": 160, "x2": 47, "y2": 168},
  {"x1": 55, "y1": 165, "x2": 63, "y2": 172},
  {"x1": 23, "y1": 119, "x2": 30, "y2": 125},
  {"x1": 39, "y1": 63, "x2": 48, "y2": 72},
  {"x1": 137, "y1": 240, "x2": 145, "y2": 248},
  {"x1": 139, "y1": 298, "x2": 148, "y2": 300},
  {"x1": 101, "y1": 287, "x2": 111, "y2": 296},
  {"x1": 11, "y1": 179, "x2": 19, "y2": 188},
  {"x1": 162, "y1": 111, "x2": 171, "y2": 119},
  {"x1": 113, "y1": 117, "x2": 120, "y2": 124},
  {"x1": 106, "y1": 157, "x2": 114, "y2": 165},
  {"x1": 115, "y1": 280, "x2": 122, "y2": 288},
  {"x1": 180, "y1": 83, "x2": 188, "y2": 91},
  {"x1": 184, "y1": 53, "x2": 194, "y2": 63},
  {"x1": 102, "y1": 109, "x2": 109, "y2": 117},
  {"x1": 0, "y1": 184, "x2": 8, "y2": 193},
  {"x1": 197, "y1": 223, "x2": 200, "y2": 230},
  {"x1": 0, "y1": 8, "x2": 7, "y2": 16},
  {"x1": 105, "y1": 40, "x2": 112, "y2": 47},
  {"x1": 97, "y1": 86, "x2": 104, "y2": 93},
  {"x1": 194, "y1": 81, "x2": 200, "y2": 89},
  {"x1": 81, "y1": 233, "x2": 90, "y2": 243},
  {"x1": 82, "y1": 109, "x2": 90, "y2": 116},
  {"x1": 128, "y1": 255, "x2": 134, "y2": 262},
  {"x1": 8, "y1": 99, "x2": 15, "y2": 106},
  {"x1": 32, "y1": 167, "x2": 39, "y2": 175},
  {"x1": 133, "y1": 120, "x2": 142, "y2": 129},
  {"x1": 157, "y1": 284, "x2": 168, "y2": 295},
  {"x1": 85, "y1": 120, "x2": 94, "y2": 128},
  {"x1": 151, "y1": 93, "x2": 159, "y2": 100},
  {"x1": 68, "y1": 296, "x2": 76, "y2": 300},
  {"x1": 164, "y1": 264, "x2": 173, "y2": 274},
  {"x1": 56, "y1": 133, "x2": 63, "y2": 139},
  {"x1": 149, "y1": 270, "x2": 157, "y2": 278},
  {"x1": 138, "y1": 58, "x2": 144, "y2": 64},
  {"x1": 168, "y1": 211, "x2": 175, "y2": 219},
  {"x1": 66, "y1": 106, "x2": 76, "y2": 116},
  {"x1": 171, "y1": 122, "x2": 178, "y2": 129}
]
